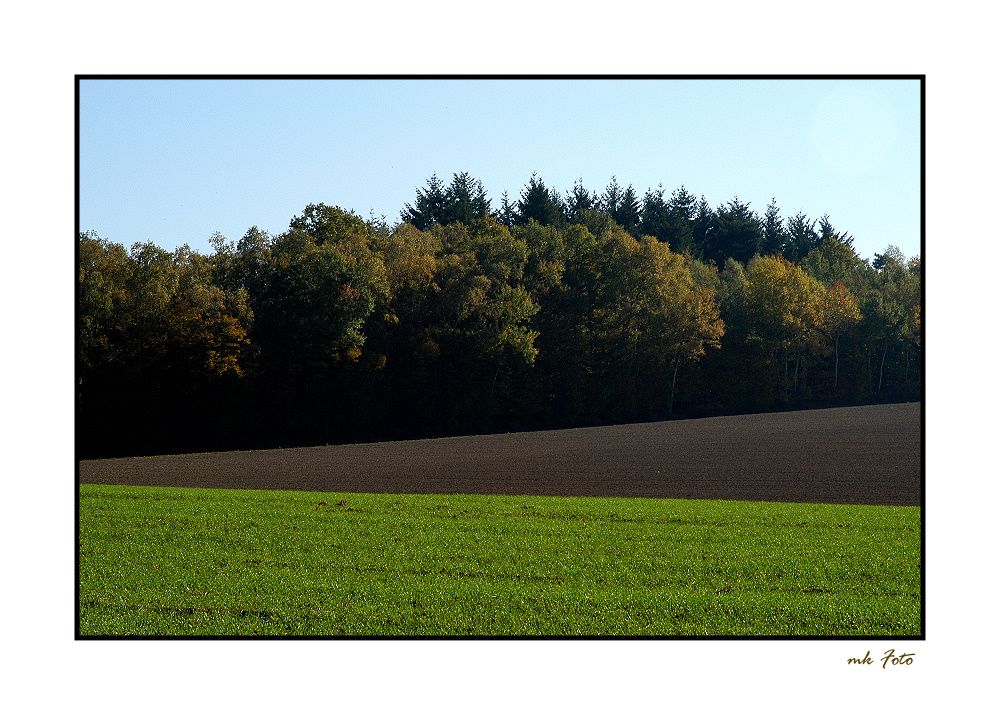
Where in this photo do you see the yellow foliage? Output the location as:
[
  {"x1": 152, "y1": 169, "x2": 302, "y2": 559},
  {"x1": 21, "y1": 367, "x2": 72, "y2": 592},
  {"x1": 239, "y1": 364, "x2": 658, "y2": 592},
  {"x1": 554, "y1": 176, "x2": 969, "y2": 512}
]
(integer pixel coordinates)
[{"x1": 745, "y1": 255, "x2": 828, "y2": 354}]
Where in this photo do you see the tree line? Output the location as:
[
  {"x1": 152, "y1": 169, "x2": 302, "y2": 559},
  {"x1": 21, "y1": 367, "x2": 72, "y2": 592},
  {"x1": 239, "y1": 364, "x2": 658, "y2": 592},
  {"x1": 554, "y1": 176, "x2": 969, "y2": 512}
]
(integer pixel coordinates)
[{"x1": 78, "y1": 172, "x2": 921, "y2": 458}]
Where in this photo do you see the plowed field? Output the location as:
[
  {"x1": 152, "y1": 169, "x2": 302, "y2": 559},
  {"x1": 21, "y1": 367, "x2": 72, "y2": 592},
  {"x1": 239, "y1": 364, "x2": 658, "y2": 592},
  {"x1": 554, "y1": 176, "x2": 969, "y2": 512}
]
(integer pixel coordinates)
[{"x1": 78, "y1": 403, "x2": 921, "y2": 506}]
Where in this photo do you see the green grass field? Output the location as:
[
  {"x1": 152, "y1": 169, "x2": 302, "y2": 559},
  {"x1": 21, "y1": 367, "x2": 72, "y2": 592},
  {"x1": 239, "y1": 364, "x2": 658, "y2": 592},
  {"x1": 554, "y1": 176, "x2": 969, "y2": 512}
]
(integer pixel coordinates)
[{"x1": 78, "y1": 484, "x2": 921, "y2": 636}]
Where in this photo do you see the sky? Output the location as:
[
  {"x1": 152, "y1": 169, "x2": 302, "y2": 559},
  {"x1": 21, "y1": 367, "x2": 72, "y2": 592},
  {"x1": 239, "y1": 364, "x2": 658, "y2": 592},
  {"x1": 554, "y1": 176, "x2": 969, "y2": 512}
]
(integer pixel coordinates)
[{"x1": 78, "y1": 77, "x2": 921, "y2": 262}]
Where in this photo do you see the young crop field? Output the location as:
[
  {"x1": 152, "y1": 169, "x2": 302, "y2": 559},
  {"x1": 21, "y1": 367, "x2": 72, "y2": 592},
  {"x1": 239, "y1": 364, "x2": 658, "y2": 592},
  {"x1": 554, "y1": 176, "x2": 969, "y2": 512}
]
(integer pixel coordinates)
[
  {"x1": 78, "y1": 487, "x2": 920, "y2": 637},
  {"x1": 78, "y1": 404, "x2": 922, "y2": 637}
]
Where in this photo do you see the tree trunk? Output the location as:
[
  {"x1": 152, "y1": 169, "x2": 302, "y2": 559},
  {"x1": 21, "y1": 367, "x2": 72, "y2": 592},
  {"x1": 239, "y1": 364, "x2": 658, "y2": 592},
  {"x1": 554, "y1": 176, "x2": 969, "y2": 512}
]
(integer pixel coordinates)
[
  {"x1": 868, "y1": 350, "x2": 873, "y2": 396},
  {"x1": 669, "y1": 359, "x2": 679, "y2": 419},
  {"x1": 487, "y1": 363, "x2": 501, "y2": 429},
  {"x1": 878, "y1": 341, "x2": 888, "y2": 394},
  {"x1": 834, "y1": 335, "x2": 839, "y2": 392}
]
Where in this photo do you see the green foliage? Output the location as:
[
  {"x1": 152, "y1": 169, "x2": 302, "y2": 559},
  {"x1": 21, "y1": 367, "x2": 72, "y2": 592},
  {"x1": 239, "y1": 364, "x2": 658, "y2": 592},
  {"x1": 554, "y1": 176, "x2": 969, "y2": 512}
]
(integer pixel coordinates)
[
  {"x1": 857, "y1": 246, "x2": 921, "y2": 399},
  {"x1": 598, "y1": 175, "x2": 623, "y2": 217},
  {"x1": 690, "y1": 195, "x2": 716, "y2": 259},
  {"x1": 570, "y1": 207, "x2": 618, "y2": 239},
  {"x1": 819, "y1": 213, "x2": 854, "y2": 249},
  {"x1": 564, "y1": 178, "x2": 596, "y2": 224},
  {"x1": 79, "y1": 485, "x2": 921, "y2": 636},
  {"x1": 78, "y1": 233, "x2": 255, "y2": 456},
  {"x1": 615, "y1": 184, "x2": 642, "y2": 235},
  {"x1": 783, "y1": 211, "x2": 820, "y2": 263},
  {"x1": 639, "y1": 184, "x2": 671, "y2": 243},
  {"x1": 400, "y1": 172, "x2": 493, "y2": 230},
  {"x1": 801, "y1": 236, "x2": 868, "y2": 294},
  {"x1": 515, "y1": 173, "x2": 565, "y2": 227},
  {"x1": 77, "y1": 235, "x2": 253, "y2": 383},
  {"x1": 78, "y1": 174, "x2": 921, "y2": 457},
  {"x1": 265, "y1": 231, "x2": 379, "y2": 364},
  {"x1": 497, "y1": 190, "x2": 516, "y2": 229},
  {"x1": 823, "y1": 282, "x2": 862, "y2": 394},
  {"x1": 443, "y1": 171, "x2": 492, "y2": 225},
  {"x1": 78, "y1": 232, "x2": 131, "y2": 372},
  {"x1": 596, "y1": 176, "x2": 640, "y2": 236},
  {"x1": 708, "y1": 197, "x2": 763, "y2": 266},
  {"x1": 400, "y1": 173, "x2": 448, "y2": 230},
  {"x1": 762, "y1": 197, "x2": 786, "y2": 256},
  {"x1": 289, "y1": 203, "x2": 371, "y2": 245},
  {"x1": 371, "y1": 222, "x2": 440, "y2": 316},
  {"x1": 638, "y1": 184, "x2": 700, "y2": 255}
]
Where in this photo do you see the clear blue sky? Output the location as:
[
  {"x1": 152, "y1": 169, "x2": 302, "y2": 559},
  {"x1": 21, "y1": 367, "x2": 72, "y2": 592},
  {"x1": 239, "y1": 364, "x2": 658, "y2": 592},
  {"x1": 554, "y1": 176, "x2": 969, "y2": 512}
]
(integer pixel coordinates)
[{"x1": 79, "y1": 77, "x2": 920, "y2": 262}]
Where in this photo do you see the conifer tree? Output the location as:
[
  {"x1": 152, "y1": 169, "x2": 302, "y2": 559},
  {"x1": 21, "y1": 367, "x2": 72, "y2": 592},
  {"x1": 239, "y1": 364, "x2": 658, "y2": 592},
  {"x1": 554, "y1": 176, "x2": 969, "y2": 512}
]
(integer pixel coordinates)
[
  {"x1": 709, "y1": 197, "x2": 763, "y2": 266},
  {"x1": 783, "y1": 211, "x2": 819, "y2": 263},
  {"x1": 691, "y1": 195, "x2": 715, "y2": 258},
  {"x1": 515, "y1": 173, "x2": 564, "y2": 226},
  {"x1": 498, "y1": 191, "x2": 516, "y2": 228},
  {"x1": 762, "y1": 197, "x2": 786, "y2": 257},
  {"x1": 565, "y1": 178, "x2": 596, "y2": 224},
  {"x1": 818, "y1": 213, "x2": 854, "y2": 249},
  {"x1": 401, "y1": 173, "x2": 449, "y2": 230},
  {"x1": 443, "y1": 172, "x2": 491, "y2": 225},
  {"x1": 640, "y1": 185, "x2": 671, "y2": 243},
  {"x1": 599, "y1": 176, "x2": 624, "y2": 220},
  {"x1": 615, "y1": 184, "x2": 642, "y2": 235},
  {"x1": 663, "y1": 186, "x2": 698, "y2": 254}
]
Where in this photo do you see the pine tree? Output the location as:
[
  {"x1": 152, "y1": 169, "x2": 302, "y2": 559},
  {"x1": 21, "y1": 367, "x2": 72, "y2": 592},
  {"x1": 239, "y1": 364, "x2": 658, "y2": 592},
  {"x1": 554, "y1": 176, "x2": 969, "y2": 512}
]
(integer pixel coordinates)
[
  {"x1": 783, "y1": 211, "x2": 818, "y2": 263},
  {"x1": 664, "y1": 186, "x2": 698, "y2": 254},
  {"x1": 498, "y1": 191, "x2": 516, "y2": 229},
  {"x1": 615, "y1": 184, "x2": 642, "y2": 235},
  {"x1": 709, "y1": 197, "x2": 762, "y2": 266},
  {"x1": 443, "y1": 172, "x2": 492, "y2": 226},
  {"x1": 640, "y1": 185, "x2": 671, "y2": 242},
  {"x1": 818, "y1": 213, "x2": 854, "y2": 249},
  {"x1": 515, "y1": 173, "x2": 564, "y2": 226},
  {"x1": 667, "y1": 186, "x2": 698, "y2": 222},
  {"x1": 599, "y1": 176, "x2": 624, "y2": 219},
  {"x1": 762, "y1": 197, "x2": 786, "y2": 257},
  {"x1": 691, "y1": 195, "x2": 715, "y2": 259},
  {"x1": 565, "y1": 178, "x2": 595, "y2": 224},
  {"x1": 401, "y1": 174, "x2": 449, "y2": 230}
]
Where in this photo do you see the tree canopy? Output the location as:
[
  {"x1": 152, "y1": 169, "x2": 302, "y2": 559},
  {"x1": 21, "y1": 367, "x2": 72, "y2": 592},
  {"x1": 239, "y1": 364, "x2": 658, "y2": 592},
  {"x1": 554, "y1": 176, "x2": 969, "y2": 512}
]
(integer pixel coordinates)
[{"x1": 79, "y1": 172, "x2": 921, "y2": 458}]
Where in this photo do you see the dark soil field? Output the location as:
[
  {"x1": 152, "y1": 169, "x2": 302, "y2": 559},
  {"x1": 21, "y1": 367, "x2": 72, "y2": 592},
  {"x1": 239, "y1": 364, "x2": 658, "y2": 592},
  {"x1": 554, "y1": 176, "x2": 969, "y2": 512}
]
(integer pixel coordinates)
[{"x1": 79, "y1": 403, "x2": 921, "y2": 506}]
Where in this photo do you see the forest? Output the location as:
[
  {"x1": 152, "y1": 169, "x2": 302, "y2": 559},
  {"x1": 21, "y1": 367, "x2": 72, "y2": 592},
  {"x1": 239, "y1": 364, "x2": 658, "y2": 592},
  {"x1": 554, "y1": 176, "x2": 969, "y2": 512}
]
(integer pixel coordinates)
[{"x1": 78, "y1": 172, "x2": 922, "y2": 459}]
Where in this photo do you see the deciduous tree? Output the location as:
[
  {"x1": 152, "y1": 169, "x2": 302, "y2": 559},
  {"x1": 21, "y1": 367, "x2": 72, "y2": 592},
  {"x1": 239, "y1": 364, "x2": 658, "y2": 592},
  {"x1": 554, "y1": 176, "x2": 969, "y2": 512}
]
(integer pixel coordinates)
[
  {"x1": 743, "y1": 255, "x2": 829, "y2": 401},
  {"x1": 822, "y1": 281, "x2": 862, "y2": 393}
]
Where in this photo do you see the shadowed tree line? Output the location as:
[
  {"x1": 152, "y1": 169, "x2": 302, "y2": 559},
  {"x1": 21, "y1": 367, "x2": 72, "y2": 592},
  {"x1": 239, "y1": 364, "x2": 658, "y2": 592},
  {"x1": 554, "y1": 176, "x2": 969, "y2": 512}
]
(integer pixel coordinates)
[{"x1": 78, "y1": 173, "x2": 921, "y2": 458}]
